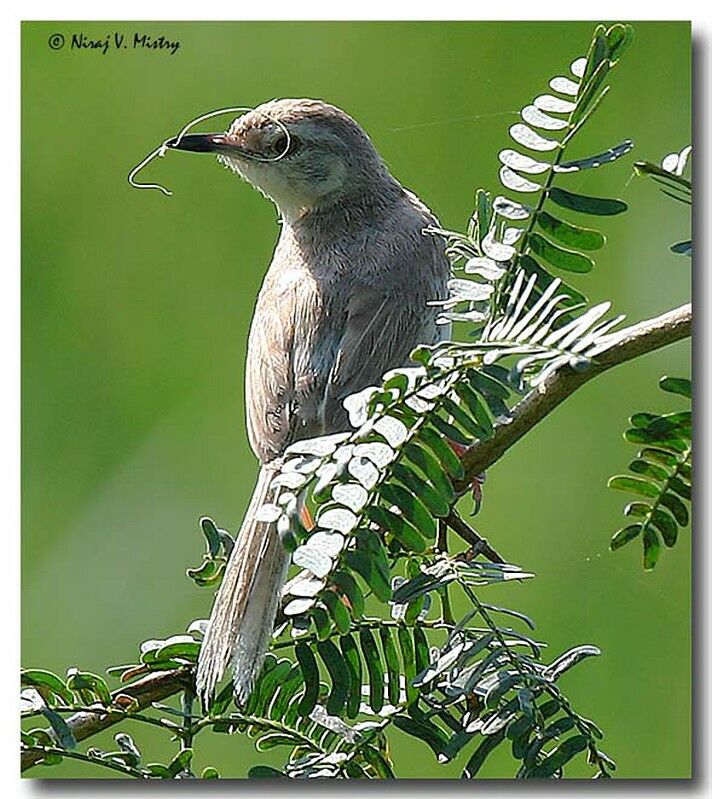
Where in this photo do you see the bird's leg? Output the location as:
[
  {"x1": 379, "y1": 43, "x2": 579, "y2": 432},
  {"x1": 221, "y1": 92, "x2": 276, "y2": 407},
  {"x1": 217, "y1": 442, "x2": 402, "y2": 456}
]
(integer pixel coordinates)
[{"x1": 447, "y1": 440, "x2": 487, "y2": 512}]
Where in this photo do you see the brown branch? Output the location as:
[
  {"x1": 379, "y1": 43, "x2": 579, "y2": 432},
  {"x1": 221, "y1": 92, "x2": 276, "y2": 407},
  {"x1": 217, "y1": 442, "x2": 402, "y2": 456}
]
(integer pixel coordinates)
[
  {"x1": 456, "y1": 303, "x2": 692, "y2": 492},
  {"x1": 21, "y1": 668, "x2": 192, "y2": 772},
  {"x1": 445, "y1": 511, "x2": 505, "y2": 563}
]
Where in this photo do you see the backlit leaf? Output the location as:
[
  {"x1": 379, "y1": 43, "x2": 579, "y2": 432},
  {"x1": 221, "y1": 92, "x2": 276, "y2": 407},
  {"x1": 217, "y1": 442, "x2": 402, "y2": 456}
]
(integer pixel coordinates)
[{"x1": 548, "y1": 187, "x2": 627, "y2": 216}]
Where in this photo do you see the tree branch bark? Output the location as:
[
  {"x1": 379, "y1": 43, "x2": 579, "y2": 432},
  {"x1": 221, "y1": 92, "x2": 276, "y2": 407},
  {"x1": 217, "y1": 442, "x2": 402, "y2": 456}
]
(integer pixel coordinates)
[
  {"x1": 456, "y1": 303, "x2": 691, "y2": 491},
  {"x1": 21, "y1": 669, "x2": 192, "y2": 772}
]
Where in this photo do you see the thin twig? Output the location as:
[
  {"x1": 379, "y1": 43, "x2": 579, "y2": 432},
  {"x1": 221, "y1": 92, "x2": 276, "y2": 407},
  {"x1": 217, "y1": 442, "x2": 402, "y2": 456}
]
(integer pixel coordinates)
[
  {"x1": 446, "y1": 511, "x2": 505, "y2": 564},
  {"x1": 21, "y1": 745, "x2": 149, "y2": 779}
]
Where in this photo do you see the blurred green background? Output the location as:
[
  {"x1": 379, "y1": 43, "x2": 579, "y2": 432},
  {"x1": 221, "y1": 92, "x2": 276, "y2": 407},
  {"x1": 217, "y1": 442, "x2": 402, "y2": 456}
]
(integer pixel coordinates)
[{"x1": 22, "y1": 21, "x2": 691, "y2": 778}]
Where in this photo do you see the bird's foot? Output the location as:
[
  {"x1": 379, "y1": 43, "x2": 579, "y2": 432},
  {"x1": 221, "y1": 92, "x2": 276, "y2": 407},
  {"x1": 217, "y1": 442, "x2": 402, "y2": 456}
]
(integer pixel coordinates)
[{"x1": 447, "y1": 440, "x2": 486, "y2": 514}]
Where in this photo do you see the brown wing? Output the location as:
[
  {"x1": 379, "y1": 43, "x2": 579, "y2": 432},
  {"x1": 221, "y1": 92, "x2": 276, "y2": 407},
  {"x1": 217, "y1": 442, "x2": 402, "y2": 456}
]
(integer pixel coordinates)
[
  {"x1": 244, "y1": 267, "x2": 330, "y2": 463},
  {"x1": 320, "y1": 282, "x2": 444, "y2": 433}
]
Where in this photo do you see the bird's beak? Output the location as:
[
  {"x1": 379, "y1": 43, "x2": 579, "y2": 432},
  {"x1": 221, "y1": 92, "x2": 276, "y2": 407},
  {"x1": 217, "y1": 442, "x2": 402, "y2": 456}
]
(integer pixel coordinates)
[{"x1": 165, "y1": 133, "x2": 250, "y2": 156}]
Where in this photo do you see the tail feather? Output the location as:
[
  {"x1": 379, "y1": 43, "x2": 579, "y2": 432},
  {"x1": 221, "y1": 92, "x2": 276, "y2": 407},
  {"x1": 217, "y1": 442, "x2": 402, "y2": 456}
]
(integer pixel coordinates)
[{"x1": 196, "y1": 465, "x2": 289, "y2": 705}]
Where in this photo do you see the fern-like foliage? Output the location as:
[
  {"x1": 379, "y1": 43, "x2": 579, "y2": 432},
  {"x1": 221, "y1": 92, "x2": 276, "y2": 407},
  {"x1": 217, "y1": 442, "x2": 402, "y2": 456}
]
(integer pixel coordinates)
[
  {"x1": 430, "y1": 22, "x2": 634, "y2": 333},
  {"x1": 607, "y1": 141, "x2": 691, "y2": 570},
  {"x1": 608, "y1": 376, "x2": 691, "y2": 570}
]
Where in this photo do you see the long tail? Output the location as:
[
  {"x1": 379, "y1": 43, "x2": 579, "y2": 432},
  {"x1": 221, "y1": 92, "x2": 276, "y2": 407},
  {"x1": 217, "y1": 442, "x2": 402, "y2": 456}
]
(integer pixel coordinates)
[{"x1": 196, "y1": 465, "x2": 289, "y2": 705}]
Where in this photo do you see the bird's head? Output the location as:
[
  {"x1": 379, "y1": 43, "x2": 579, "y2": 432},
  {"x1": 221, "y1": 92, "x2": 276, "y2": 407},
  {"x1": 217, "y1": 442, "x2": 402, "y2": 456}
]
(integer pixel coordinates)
[{"x1": 167, "y1": 99, "x2": 391, "y2": 220}]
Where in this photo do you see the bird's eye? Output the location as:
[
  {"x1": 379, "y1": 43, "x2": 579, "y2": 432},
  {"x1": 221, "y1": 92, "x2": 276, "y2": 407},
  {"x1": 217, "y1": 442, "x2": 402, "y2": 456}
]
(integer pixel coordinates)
[{"x1": 271, "y1": 132, "x2": 300, "y2": 158}]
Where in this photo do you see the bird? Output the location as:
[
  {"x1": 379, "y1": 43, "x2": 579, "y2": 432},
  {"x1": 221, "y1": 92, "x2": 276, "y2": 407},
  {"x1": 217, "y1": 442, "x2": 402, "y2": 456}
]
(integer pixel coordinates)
[{"x1": 167, "y1": 98, "x2": 451, "y2": 705}]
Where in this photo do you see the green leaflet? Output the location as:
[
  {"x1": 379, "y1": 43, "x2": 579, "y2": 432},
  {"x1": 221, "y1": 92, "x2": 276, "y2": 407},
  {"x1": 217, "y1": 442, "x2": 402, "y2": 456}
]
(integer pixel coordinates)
[
  {"x1": 317, "y1": 639, "x2": 351, "y2": 716},
  {"x1": 366, "y1": 505, "x2": 428, "y2": 553},
  {"x1": 641, "y1": 447, "x2": 679, "y2": 468},
  {"x1": 202, "y1": 766, "x2": 220, "y2": 778},
  {"x1": 379, "y1": 627, "x2": 401, "y2": 705},
  {"x1": 467, "y1": 369, "x2": 510, "y2": 401},
  {"x1": 21, "y1": 670, "x2": 74, "y2": 705},
  {"x1": 295, "y1": 642, "x2": 320, "y2": 718},
  {"x1": 393, "y1": 709, "x2": 449, "y2": 759},
  {"x1": 343, "y1": 529, "x2": 392, "y2": 602},
  {"x1": 642, "y1": 527, "x2": 662, "y2": 570},
  {"x1": 154, "y1": 640, "x2": 200, "y2": 663},
  {"x1": 359, "y1": 628, "x2": 385, "y2": 713},
  {"x1": 378, "y1": 482, "x2": 437, "y2": 539},
  {"x1": 330, "y1": 570, "x2": 365, "y2": 618},
  {"x1": 199, "y1": 516, "x2": 221, "y2": 557},
  {"x1": 397, "y1": 626, "x2": 418, "y2": 705},
  {"x1": 430, "y1": 413, "x2": 471, "y2": 446},
  {"x1": 186, "y1": 557, "x2": 225, "y2": 587},
  {"x1": 250, "y1": 657, "x2": 292, "y2": 717},
  {"x1": 630, "y1": 411, "x2": 659, "y2": 427},
  {"x1": 462, "y1": 729, "x2": 506, "y2": 778},
  {"x1": 660, "y1": 492, "x2": 689, "y2": 526},
  {"x1": 628, "y1": 459, "x2": 669, "y2": 482},
  {"x1": 669, "y1": 476, "x2": 691, "y2": 500},
  {"x1": 476, "y1": 188, "x2": 493, "y2": 244},
  {"x1": 390, "y1": 462, "x2": 451, "y2": 517},
  {"x1": 269, "y1": 665, "x2": 303, "y2": 720},
  {"x1": 440, "y1": 395, "x2": 488, "y2": 440},
  {"x1": 647, "y1": 412, "x2": 691, "y2": 438},
  {"x1": 484, "y1": 672, "x2": 522, "y2": 707},
  {"x1": 548, "y1": 187, "x2": 627, "y2": 216},
  {"x1": 455, "y1": 382, "x2": 494, "y2": 438},
  {"x1": 528, "y1": 232, "x2": 594, "y2": 274},
  {"x1": 417, "y1": 426, "x2": 465, "y2": 481},
  {"x1": 536, "y1": 211, "x2": 605, "y2": 251},
  {"x1": 392, "y1": 570, "x2": 452, "y2": 605},
  {"x1": 650, "y1": 508, "x2": 678, "y2": 547},
  {"x1": 623, "y1": 501, "x2": 650, "y2": 518},
  {"x1": 256, "y1": 732, "x2": 302, "y2": 751},
  {"x1": 322, "y1": 590, "x2": 352, "y2": 635},
  {"x1": 312, "y1": 606, "x2": 334, "y2": 640},
  {"x1": 208, "y1": 682, "x2": 235, "y2": 717},
  {"x1": 344, "y1": 761, "x2": 370, "y2": 779},
  {"x1": 610, "y1": 525, "x2": 642, "y2": 551},
  {"x1": 624, "y1": 427, "x2": 688, "y2": 449},
  {"x1": 248, "y1": 765, "x2": 285, "y2": 778},
  {"x1": 608, "y1": 475, "x2": 660, "y2": 498},
  {"x1": 65, "y1": 669, "x2": 112, "y2": 705},
  {"x1": 403, "y1": 440, "x2": 456, "y2": 502},
  {"x1": 360, "y1": 745, "x2": 396, "y2": 779},
  {"x1": 607, "y1": 23, "x2": 634, "y2": 63},
  {"x1": 340, "y1": 634, "x2": 363, "y2": 719},
  {"x1": 525, "y1": 734, "x2": 589, "y2": 778},
  {"x1": 660, "y1": 376, "x2": 691, "y2": 398},
  {"x1": 580, "y1": 24, "x2": 609, "y2": 88},
  {"x1": 413, "y1": 626, "x2": 430, "y2": 674},
  {"x1": 167, "y1": 748, "x2": 193, "y2": 777},
  {"x1": 571, "y1": 58, "x2": 611, "y2": 126}
]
